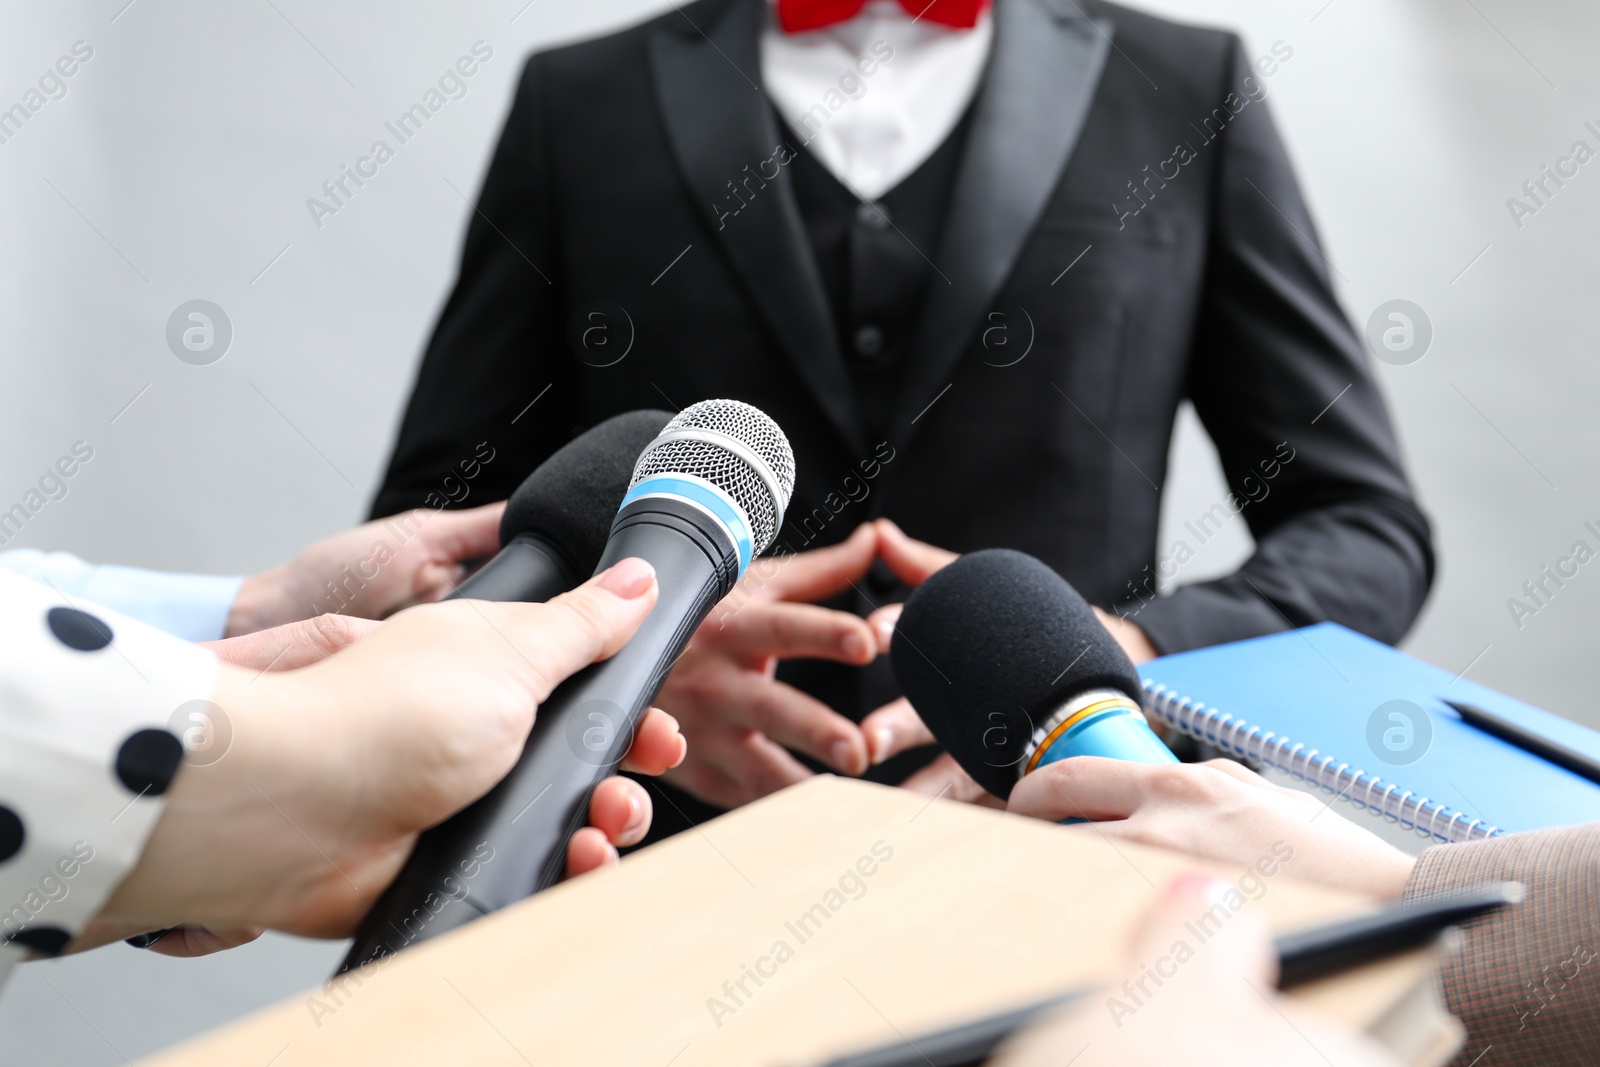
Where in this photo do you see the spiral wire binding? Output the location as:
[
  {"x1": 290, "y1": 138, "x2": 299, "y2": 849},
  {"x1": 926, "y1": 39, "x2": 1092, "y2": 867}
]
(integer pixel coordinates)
[{"x1": 1143, "y1": 682, "x2": 1502, "y2": 844}]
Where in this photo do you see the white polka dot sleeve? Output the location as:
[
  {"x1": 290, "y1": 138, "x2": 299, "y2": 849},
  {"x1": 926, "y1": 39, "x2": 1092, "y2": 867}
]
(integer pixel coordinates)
[{"x1": 0, "y1": 570, "x2": 217, "y2": 986}]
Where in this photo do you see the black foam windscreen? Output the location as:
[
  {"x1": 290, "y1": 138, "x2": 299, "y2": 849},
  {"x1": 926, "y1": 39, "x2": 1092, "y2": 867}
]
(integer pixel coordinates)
[
  {"x1": 499, "y1": 409, "x2": 673, "y2": 568},
  {"x1": 890, "y1": 549, "x2": 1143, "y2": 799}
]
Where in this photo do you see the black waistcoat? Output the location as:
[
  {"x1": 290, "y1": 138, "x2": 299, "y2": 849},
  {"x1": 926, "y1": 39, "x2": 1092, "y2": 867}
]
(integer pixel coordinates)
[{"x1": 784, "y1": 110, "x2": 972, "y2": 447}]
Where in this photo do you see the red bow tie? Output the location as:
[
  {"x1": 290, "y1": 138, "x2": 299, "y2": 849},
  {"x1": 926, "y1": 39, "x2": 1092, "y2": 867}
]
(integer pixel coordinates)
[{"x1": 776, "y1": 0, "x2": 990, "y2": 34}]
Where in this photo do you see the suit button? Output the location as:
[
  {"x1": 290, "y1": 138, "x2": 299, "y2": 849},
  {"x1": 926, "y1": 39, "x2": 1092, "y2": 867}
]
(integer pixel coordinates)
[
  {"x1": 855, "y1": 201, "x2": 892, "y2": 232},
  {"x1": 853, "y1": 324, "x2": 886, "y2": 359}
]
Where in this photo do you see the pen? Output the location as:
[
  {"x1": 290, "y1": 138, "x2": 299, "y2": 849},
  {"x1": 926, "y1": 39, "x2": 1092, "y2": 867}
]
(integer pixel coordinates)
[{"x1": 1443, "y1": 699, "x2": 1600, "y2": 786}]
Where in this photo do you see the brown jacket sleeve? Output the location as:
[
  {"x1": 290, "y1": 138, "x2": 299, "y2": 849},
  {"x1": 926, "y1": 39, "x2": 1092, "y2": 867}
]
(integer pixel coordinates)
[{"x1": 1404, "y1": 825, "x2": 1600, "y2": 1067}]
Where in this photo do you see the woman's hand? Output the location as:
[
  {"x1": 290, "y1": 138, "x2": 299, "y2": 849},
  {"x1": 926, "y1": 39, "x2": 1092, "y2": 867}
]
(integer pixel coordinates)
[
  {"x1": 224, "y1": 502, "x2": 507, "y2": 635},
  {"x1": 1007, "y1": 757, "x2": 1418, "y2": 899},
  {"x1": 204, "y1": 613, "x2": 380, "y2": 672},
  {"x1": 91, "y1": 558, "x2": 684, "y2": 948},
  {"x1": 207, "y1": 607, "x2": 684, "y2": 875},
  {"x1": 864, "y1": 520, "x2": 1159, "y2": 776},
  {"x1": 992, "y1": 874, "x2": 1403, "y2": 1067}
]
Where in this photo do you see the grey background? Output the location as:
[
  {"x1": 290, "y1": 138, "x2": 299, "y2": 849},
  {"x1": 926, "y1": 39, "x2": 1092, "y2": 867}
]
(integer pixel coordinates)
[{"x1": 2, "y1": 0, "x2": 1597, "y2": 1061}]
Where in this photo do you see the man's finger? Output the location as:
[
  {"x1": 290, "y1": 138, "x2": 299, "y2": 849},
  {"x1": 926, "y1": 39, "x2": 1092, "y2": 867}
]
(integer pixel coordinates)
[
  {"x1": 899, "y1": 752, "x2": 1002, "y2": 807},
  {"x1": 757, "y1": 522, "x2": 879, "y2": 602},
  {"x1": 721, "y1": 673, "x2": 869, "y2": 775},
  {"x1": 864, "y1": 603, "x2": 901, "y2": 653},
  {"x1": 875, "y1": 519, "x2": 958, "y2": 587},
  {"x1": 712, "y1": 600, "x2": 877, "y2": 665},
  {"x1": 859, "y1": 696, "x2": 936, "y2": 764},
  {"x1": 664, "y1": 754, "x2": 767, "y2": 811},
  {"x1": 1091, "y1": 605, "x2": 1160, "y2": 665},
  {"x1": 685, "y1": 728, "x2": 817, "y2": 802}
]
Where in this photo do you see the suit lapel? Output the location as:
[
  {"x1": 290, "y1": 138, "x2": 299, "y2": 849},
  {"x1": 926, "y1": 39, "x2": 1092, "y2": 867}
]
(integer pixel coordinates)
[
  {"x1": 650, "y1": 0, "x2": 863, "y2": 453},
  {"x1": 894, "y1": 0, "x2": 1112, "y2": 441}
]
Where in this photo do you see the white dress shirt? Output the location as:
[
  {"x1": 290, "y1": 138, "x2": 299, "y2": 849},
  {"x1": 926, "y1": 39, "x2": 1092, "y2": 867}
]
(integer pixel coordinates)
[
  {"x1": 0, "y1": 570, "x2": 217, "y2": 986},
  {"x1": 761, "y1": 0, "x2": 993, "y2": 200}
]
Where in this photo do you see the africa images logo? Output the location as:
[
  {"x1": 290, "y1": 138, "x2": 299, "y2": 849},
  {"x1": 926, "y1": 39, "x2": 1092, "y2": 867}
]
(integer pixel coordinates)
[
  {"x1": 1366, "y1": 699, "x2": 1433, "y2": 766},
  {"x1": 166, "y1": 300, "x2": 232, "y2": 366}
]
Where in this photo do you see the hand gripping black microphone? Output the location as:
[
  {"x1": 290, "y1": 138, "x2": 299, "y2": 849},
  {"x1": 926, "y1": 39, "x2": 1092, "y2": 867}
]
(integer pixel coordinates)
[
  {"x1": 890, "y1": 549, "x2": 1176, "y2": 804},
  {"x1": 446, "y1": 409, "x2": 673, "y2": 603},
  {"x1": 339, "y1": 399, "x2": 795, "y2": 973}
]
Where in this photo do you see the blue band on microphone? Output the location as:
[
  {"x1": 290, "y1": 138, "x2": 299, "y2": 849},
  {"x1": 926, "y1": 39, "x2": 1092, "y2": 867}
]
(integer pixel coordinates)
[
  {"x1": 620, "y1": 475, "x2": 754, "y2": 574},
  {"x1": 1032, "y1": 705, "x2": 1179, "y2": 770}
]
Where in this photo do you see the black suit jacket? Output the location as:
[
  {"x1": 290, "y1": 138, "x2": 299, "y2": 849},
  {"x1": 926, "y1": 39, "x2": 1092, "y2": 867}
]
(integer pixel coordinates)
[{"x1": 373, "y1": 0, "x2": 1433, "y2": 702}]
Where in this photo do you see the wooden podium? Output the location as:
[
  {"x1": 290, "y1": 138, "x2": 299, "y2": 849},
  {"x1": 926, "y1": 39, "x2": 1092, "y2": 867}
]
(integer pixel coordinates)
[{"x1": 139, "y1": 777, "x2": 1451, "y2": 1066}]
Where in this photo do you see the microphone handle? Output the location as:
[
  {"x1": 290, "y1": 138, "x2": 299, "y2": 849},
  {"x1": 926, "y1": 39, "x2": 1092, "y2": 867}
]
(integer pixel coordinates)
[
  {"x1": 337, "y1": 498, "x2": 737, "y2": 973},
  {"x1": 446, "y1": 532, "x2": 579, "y2": 604}
]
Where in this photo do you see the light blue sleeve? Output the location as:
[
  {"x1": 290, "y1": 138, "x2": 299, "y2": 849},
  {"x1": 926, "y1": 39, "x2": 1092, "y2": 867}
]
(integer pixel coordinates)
[{"x1": 0, "y1": 550, "x2": 243, "y2": 643}]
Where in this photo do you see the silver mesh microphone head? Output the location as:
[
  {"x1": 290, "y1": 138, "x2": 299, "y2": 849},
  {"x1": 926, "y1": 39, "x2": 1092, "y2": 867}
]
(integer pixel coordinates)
[{"x1": 628, "y1": 400, "x2": 796, "y2": 552}]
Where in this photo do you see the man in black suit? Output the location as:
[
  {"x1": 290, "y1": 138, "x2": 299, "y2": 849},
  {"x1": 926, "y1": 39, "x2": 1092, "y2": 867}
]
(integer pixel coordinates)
[{"x1": 371, "y1": 0, "x2": 1433, "y2": 831}]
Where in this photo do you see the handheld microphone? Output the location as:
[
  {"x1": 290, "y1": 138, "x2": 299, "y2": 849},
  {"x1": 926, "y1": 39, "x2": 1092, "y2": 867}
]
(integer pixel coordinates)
[
  {"x1": 890, "y1": 549, "x2": 1175, "y2": 803},
  {"x1": 339, "y1": 399, "x2": 795, "y2": 972},
  {"x1": 446, "y1": 410, "x2": 673, "y2": 603}
]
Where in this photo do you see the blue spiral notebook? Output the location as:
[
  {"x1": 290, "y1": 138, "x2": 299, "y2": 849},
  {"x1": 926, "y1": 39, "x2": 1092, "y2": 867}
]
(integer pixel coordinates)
[{"x1": 1138, "y1": 623, "x2": 1600, "y2": 842}]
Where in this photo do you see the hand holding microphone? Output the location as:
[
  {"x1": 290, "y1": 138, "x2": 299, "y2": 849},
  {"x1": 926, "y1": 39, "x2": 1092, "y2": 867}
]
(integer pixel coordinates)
[
  {"x1": 219, "y1": 408, "x2": 671, "y2": 637},
  {"x1": 339, "y1": 400, "x2": 797, "y2": 971},
  {"x1": 890, "y1": 548, "x2": 1177, "y2": 808},
  {"x1": 448, "y1": 409, "x2": 674, "y2": 603},
  {"x1": 82, "y1": 561, "x2": 683, "y2": 958}
]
